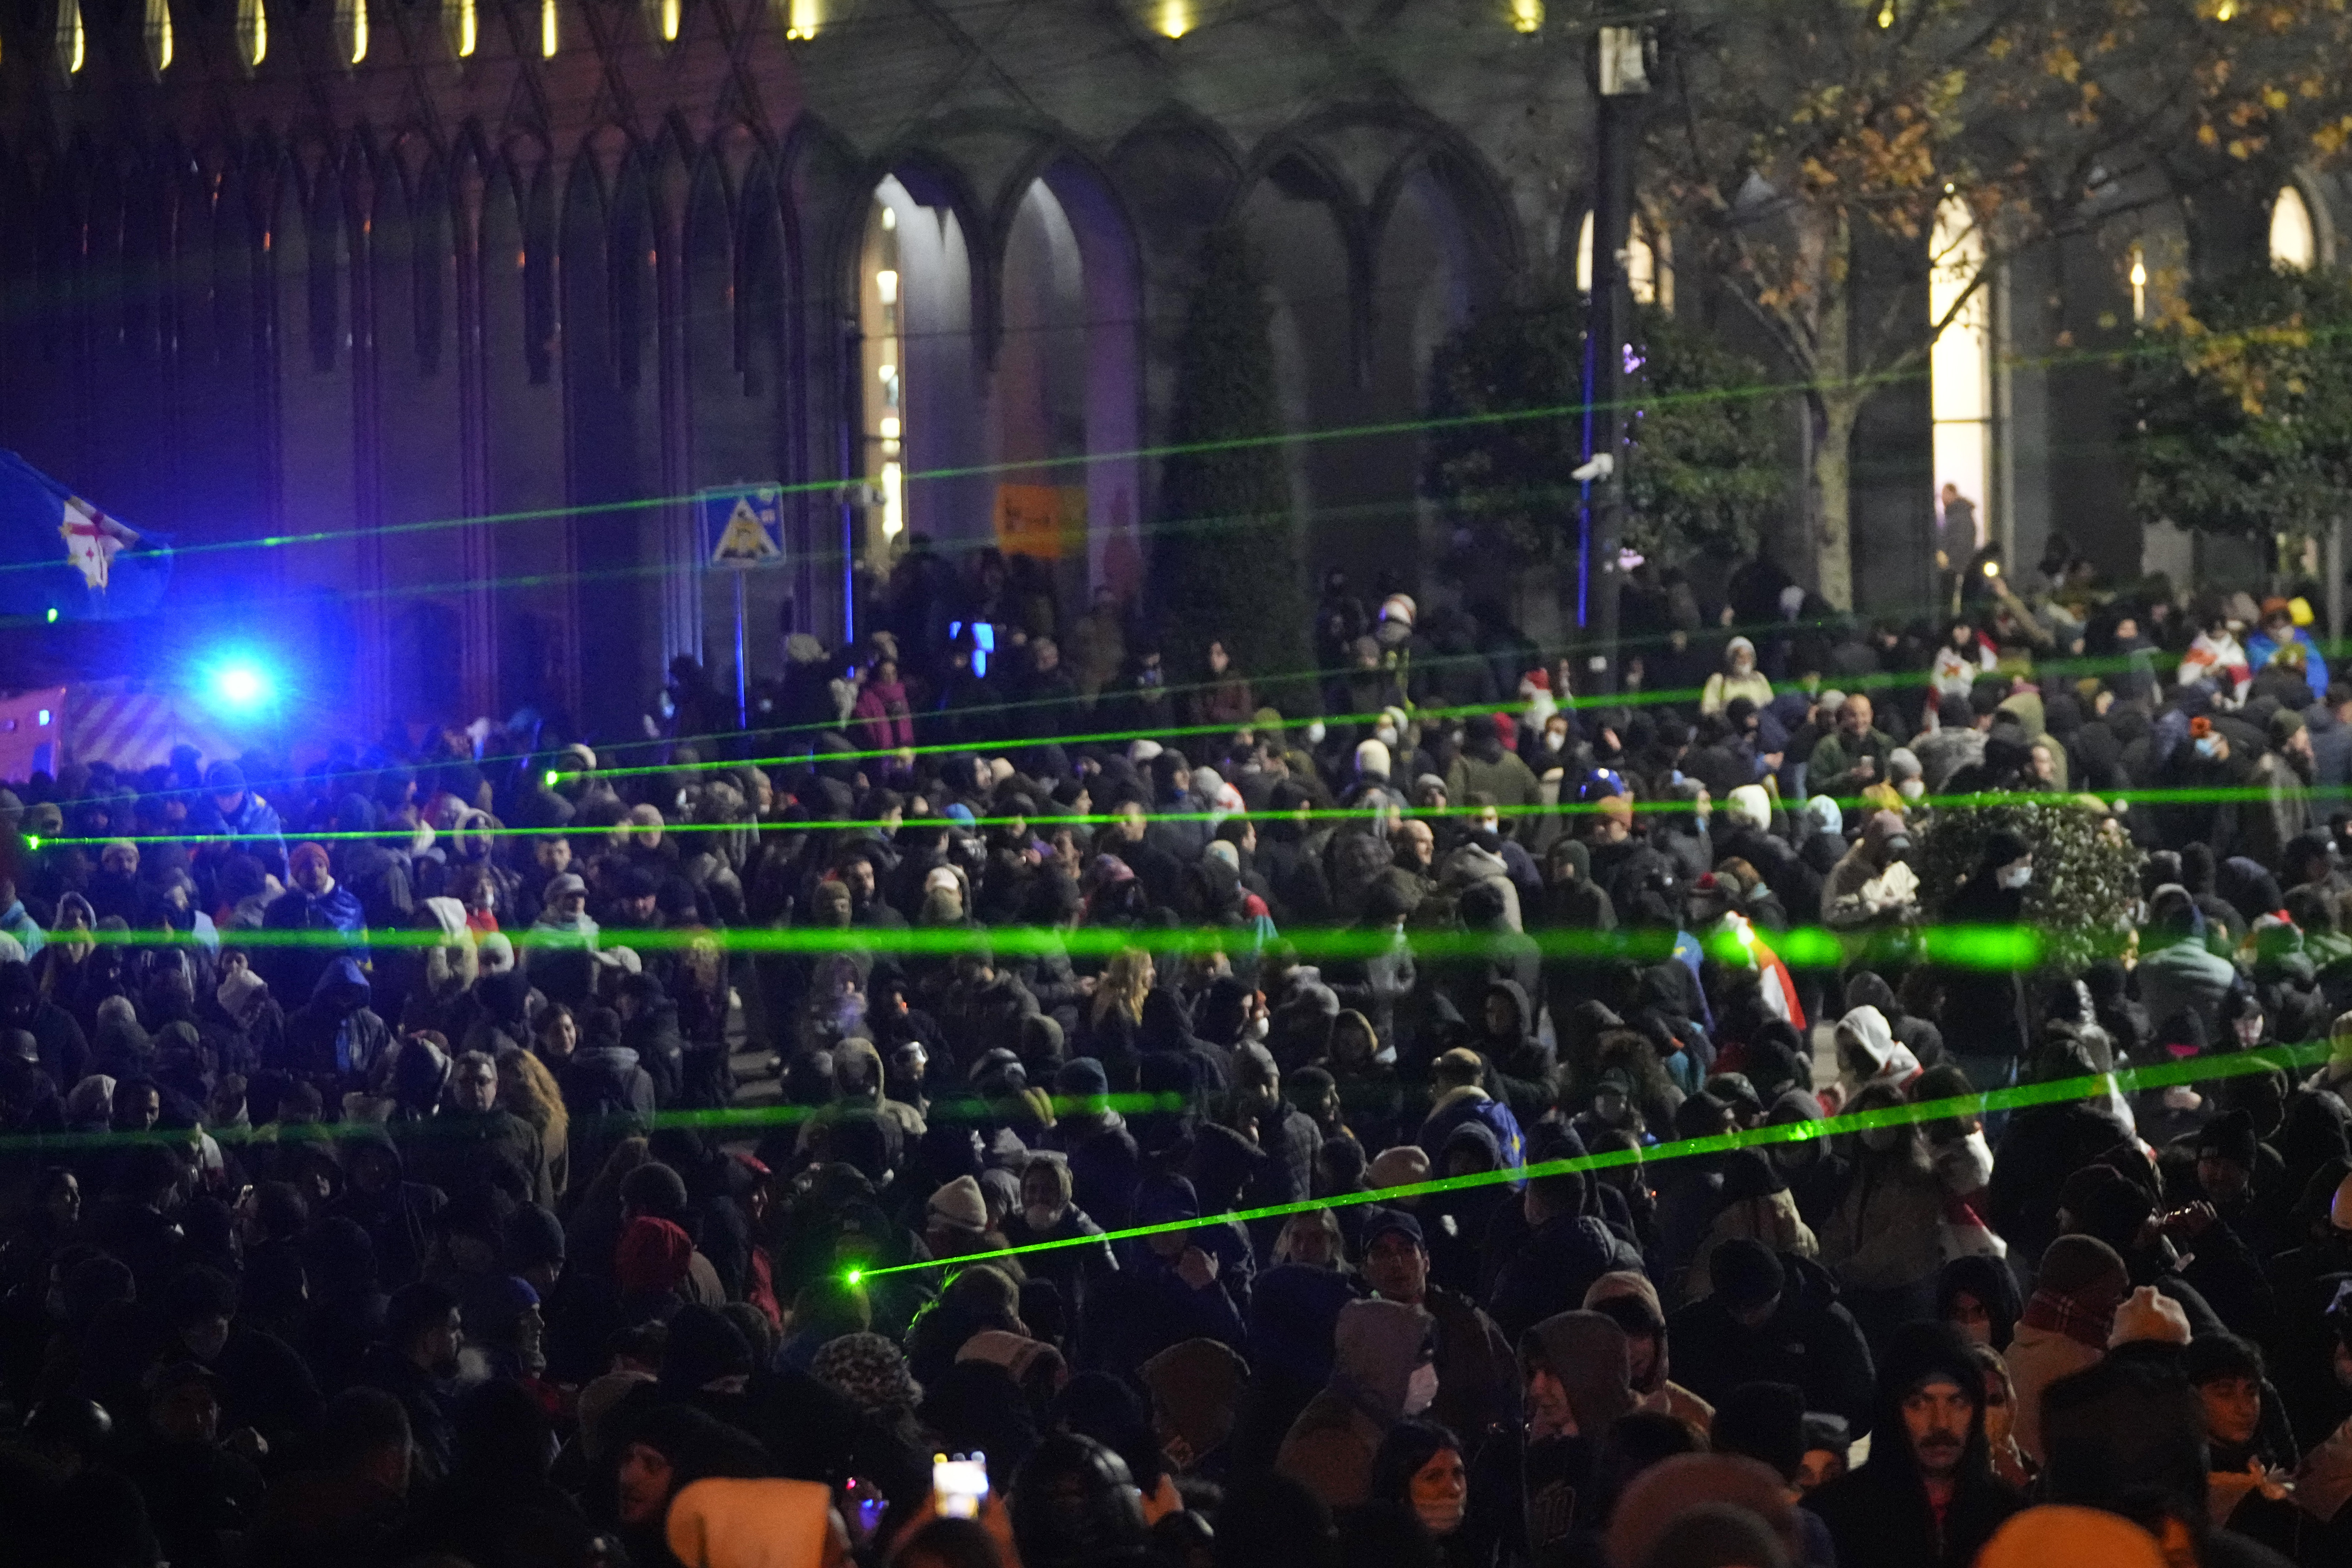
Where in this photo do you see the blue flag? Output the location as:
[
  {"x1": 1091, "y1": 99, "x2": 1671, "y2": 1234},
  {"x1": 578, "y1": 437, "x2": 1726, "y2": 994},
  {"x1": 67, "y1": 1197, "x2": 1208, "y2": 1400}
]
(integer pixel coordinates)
[{"x1": 0, "y1": 450, "x2": 171, "y2": 621}]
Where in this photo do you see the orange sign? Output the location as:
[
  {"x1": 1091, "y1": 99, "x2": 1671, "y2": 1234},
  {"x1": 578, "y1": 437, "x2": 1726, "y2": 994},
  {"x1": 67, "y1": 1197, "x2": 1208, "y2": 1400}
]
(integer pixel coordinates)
[{"x1": 993, "y1": 484, "x2": 1086, "y2": 560}]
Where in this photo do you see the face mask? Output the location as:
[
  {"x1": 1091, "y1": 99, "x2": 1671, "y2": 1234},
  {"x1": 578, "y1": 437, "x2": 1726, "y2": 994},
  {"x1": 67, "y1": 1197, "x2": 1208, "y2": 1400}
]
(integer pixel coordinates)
[
  {"x1": 1898, "y1": 780, "x2": 1924, "y2": 801},
  {"x1": 1415, "y1": 1490, "x2": 1465, "y2": 1537},
  {"x1": 1861, "y1": 1126, "x2": 1901, "y2": 1153},
  {"x1": 2235, "y1": 1017, "x2": 2264, "y2": 1047},
  {"x1": 2196, "y1": 736, "x2": 2222, "y2": 759},
  {"x1": 1305, "y1": 720, "x2": 1326, "y2": 745},
  {"x1": 1376, "y1": 726, "x2": 1399, "y2": 748},
  {"x1": 1248, "y1": 1015, "x2": 1270, "y2": 1042},
  {"x1": 1403, "y1": 1361, "x2": 1439, "y2": 1416},
  {"x1": 1024, "y1": 1202, "x2": 1066, "y2": 1232},
  {"x1": 1997, "y1": 864, "x2": 2033, "y2": 890}
]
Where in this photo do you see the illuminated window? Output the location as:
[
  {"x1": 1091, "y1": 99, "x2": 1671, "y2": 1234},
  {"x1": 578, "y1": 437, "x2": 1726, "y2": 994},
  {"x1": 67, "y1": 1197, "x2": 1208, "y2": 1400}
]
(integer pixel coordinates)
[
  {"x1": 55, "y1": 0, "x2": 83, "y2": 73},
  {"x1": 2127, "y1": 242, "x2": 2148, "y2": 324},
  {"x1": 2271, "y1": 186, "x2": 2317, "y2": 271},
  {"x1": 338, "y1": 0, "x2": 368, "y2": 63},
  {"x1": 144, "y1": 0, "x2": 173, "y2": 74},
  {"x1": 447, "y1": 0, "x2": 476, "y2": 56},
  {"x1": 862, "y1": 188, "x2": 908, "y2": 543},
  {"x1": 540, "y1": 0, "x2": 558, "y2": 55},
  {"x1": 1509, "y1": 0, "x2": 1542, "y2": 31},
  {"x1": 237, "y1": 0, "x2": 266, "y2": 67},
  {"x1": 781, "y1": 0, "x2": 819, "y2": 39},
  {"x1": 1577, "y1": 209, "x2": 1672, "y2": 311},
  {"x1": 1930, "y1": 194, "x2": 1992, "y2": 554}
]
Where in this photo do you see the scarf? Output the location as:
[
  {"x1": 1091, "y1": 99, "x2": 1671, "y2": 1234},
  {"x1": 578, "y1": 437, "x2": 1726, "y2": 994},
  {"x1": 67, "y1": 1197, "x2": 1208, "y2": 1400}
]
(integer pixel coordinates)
[{"x1": 2020, "y1": 1287, "x2": 2111, "y2": 1350}]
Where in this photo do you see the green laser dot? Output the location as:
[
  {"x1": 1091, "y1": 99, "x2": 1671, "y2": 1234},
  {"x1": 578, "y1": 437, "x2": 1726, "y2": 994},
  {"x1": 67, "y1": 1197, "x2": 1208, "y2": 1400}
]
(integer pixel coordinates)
[
  {"x1": 44, "y1": 608, "x2": 58, "y2": 623},
  {"x1": 844, "y1": 1269, "x2": 864, "y2": 1285},
  {"x1": 544, "y1": 771, "x2": 561, "y2": 788}
]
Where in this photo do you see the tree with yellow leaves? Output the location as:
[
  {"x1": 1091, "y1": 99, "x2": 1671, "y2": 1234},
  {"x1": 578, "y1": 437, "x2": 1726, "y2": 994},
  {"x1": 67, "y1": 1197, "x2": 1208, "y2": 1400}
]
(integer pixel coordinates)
[{"x1": 1649, "y1": 0, "x2": 2352, "y2": 606}]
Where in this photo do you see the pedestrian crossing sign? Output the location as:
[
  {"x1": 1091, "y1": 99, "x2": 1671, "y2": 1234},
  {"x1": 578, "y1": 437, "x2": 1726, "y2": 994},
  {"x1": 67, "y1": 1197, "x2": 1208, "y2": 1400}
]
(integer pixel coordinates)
[{"x1": 703, "y1": 486, "x2": 784, "y2": 568}]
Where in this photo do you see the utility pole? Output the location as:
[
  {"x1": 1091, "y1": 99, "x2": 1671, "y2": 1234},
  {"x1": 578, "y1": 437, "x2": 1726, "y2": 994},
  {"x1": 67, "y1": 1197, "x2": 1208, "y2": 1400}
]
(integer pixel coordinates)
[{"x1": 1577, "y1": 18, "x2": 1655, "y2": 696}]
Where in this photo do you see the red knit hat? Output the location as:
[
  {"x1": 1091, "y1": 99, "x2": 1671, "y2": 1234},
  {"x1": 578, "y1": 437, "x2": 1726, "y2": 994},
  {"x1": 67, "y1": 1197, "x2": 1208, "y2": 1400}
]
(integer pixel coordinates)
[{"x1": 615, "y1": 1215, "x2": 694, "y2": 1296}]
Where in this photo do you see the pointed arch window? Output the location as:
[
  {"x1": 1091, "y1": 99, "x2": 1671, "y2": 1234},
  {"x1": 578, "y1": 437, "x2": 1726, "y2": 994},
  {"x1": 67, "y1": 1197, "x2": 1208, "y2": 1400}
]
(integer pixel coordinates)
[
  {"x1": 56, "y1": 0, "x2": 84, "y2": 74},
  {"x1": 237, "y1": 0, "x2": 266, "y2": 68},
  {"x1": 446, "y1": 0, "x2": 477, "y2": 57},
  {"x1": 1930, "y1": 194, "x2": 1993, "y2": 557},
  {"x1": 2272, "y1": 186, "x2": 2318, "y2": 270},
  {"x1": 144, "y1": 0, "x2": 173, "y2": 75},
  {"x1": 337, "y1": 0, "x2": 368, "y2": 64}
]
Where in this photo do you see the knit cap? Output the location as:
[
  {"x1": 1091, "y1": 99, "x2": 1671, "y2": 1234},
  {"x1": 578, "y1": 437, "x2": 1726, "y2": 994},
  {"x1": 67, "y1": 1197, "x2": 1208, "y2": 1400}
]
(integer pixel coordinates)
[
  {"x1": 2108, "y1": 1285, "x2": 2191, "y2": 1348},
  {"x1": 812, "y1": 1331, "x2": 922, "y2": 1415}
]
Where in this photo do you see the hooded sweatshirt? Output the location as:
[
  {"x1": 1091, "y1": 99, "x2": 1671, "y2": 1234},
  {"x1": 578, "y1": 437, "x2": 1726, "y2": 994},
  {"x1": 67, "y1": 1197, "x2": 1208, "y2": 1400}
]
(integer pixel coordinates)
[
  {"x1": 1275, "y1": 1297, "x2": 1434, "y2": 1508},
  {"x1": 1835, "y1": 1005, "x2": 1922, "y2": 1099}
]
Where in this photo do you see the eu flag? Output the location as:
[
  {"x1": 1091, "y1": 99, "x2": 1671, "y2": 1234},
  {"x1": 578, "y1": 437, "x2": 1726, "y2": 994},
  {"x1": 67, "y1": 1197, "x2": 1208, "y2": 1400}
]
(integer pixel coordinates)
[{"x1": 0, "y1": 451, "x2": 171, "y2": 621}]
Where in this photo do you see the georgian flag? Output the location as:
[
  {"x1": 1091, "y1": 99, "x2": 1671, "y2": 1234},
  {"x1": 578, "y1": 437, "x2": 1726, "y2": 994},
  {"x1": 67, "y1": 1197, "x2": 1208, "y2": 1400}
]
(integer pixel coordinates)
[{"x1": 0, "y1": 450, "x2": 170, "y2": 620}]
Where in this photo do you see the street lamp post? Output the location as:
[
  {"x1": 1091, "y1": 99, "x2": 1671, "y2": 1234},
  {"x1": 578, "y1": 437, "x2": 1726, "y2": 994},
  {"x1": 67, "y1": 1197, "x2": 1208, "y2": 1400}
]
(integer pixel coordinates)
[{"x1": 1577, "y1": 18, "x2": 1654, "y2": 696}]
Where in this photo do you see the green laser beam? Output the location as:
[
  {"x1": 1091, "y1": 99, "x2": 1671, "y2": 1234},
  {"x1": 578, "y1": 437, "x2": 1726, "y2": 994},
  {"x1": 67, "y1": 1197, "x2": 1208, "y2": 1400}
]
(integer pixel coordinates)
[
  {"x1": 848, "y1": 1040, "x2": 2333, "y2": 1279},
  {"x1": 0, "y1": 918, "x2": 2058, "y2": 972}
]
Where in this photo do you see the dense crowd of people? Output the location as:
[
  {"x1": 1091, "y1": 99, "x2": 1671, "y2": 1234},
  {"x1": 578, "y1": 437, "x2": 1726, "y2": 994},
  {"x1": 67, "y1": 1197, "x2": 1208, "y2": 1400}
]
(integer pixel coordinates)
[{"x1": 5, "y1": 546, "x2": 2352, "y2": 1567}]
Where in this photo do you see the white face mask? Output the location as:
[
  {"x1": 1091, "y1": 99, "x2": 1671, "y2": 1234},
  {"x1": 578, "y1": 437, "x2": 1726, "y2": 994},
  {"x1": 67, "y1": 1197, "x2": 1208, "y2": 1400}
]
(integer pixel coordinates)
[
  {"x1": 1403, "y1": 1361, "x2": 1439, "y2": 1416},
  {"x1": 1415, "y1": 1489, "x2": 1465, "y2": 1537},
  {"x1": 1376, "y1": 725, "x2": 1399, "y2": 748},
  {"x1": 1996, "y1": 864, "x2": 2033, "y2": 890},
  {"x1": 1024, "y1": 1202, "x2": 1066, "y2": 1232},
  {"x1": 1305, "y1": 720, "x2": 1327, "y2": 745},
  {"x1": 1248, "y1": 1015, "x2": 1270, "y2": 1041}
]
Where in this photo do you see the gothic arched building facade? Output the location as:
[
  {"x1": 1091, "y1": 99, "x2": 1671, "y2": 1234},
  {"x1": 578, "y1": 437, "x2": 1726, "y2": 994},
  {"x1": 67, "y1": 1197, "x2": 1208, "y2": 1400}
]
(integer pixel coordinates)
[{"x1": 0, "y1": 0, "x2": 2339, "y2": 734}]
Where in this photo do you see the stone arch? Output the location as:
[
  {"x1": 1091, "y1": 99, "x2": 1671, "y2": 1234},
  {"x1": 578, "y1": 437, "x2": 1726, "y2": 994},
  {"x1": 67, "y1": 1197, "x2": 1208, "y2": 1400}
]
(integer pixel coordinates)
[
  {"x1": 986, "y1": 144, "x2": 1148, "y2": 606},
  {"x1": 840, "y1": 153, "x2": 990, "y2": 569}
]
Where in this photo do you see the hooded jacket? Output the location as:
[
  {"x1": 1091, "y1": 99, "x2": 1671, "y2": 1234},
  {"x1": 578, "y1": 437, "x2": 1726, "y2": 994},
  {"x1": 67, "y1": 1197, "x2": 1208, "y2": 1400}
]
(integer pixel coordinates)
[
  {"x1": 1275, "y1": 1297, "x2": 1434, "y2": 1508},
  {"x1": 1835, "y1": 1004, "x2": 1922, "y2": 1097},
  {"x1": 283, "y1": 957, "x2": 390, "y2": 1088},
  {"x1": 1807, "y1": 1323, "x2": 2024, "y2": 1568}
]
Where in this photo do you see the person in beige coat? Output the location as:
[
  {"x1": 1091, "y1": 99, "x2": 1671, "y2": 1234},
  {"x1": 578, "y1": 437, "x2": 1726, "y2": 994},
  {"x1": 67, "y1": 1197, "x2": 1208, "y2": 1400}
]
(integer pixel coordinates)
[{"x1": 2002, "y1": 1234, "x2": 2128, "y2": 1465}]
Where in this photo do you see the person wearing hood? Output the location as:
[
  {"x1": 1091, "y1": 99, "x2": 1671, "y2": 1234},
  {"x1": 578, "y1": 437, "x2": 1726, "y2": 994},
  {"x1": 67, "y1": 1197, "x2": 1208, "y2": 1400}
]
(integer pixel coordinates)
[
  {"x1": 1001, "y1": 1151, "x2": 1117, "y2": 1319},
  {"x1": 1081, "y1": 1172, "x2": 1249, "y2": 1371},
  {"x1": 1671, "y1": 1239, "x2": 1877, "y2": 1440},
  {"x1": 1829, "y1": 1004, "x2": 1921, "y2": 1107},
  {"x1": 1817, "y1": 1081, "x2": 1948, "y2": 1345},
  {"x1": 1701, "y1": 636, "x2": 1774, "y2": 718},
  {"x1": 1275, "y1": 1296, "x2": 1438, "y2": 1509},
  {"x1": 1807, "y1": 1320, "x2": 2023, "y2": 1567},
  {"x1": 1935, "y1": 829, "x2": 2038, "y2": 1096},
  {"x1": 1820, "y1": 810, "x2": 1919, "y2": 932},
  {"x1": 1507, "y1": 1311, "x2": 1637, "y2": 1557},
  {"x1": 1355, "y1": 1207, "x2": 1519, "y2": 1455},
  {"x1": 262, "y1": 842, "x2": 371, "y2": 1009},
  {"x1": 283, "y1": 957, "x2": 391, "y2": 1101},
  {"x1": 558, "y1": 1006, "x2": 657, "y2": 1183},
  {"x1": 1444, "y1": 714, "x2": 1542, "y2": 847},
  {"x1": 2136, "y1": 885, "x2": 2240, "y2": 1050},
  {"x1": 1471, "y1": 979, "x2": 1554, "y2": 1132}
]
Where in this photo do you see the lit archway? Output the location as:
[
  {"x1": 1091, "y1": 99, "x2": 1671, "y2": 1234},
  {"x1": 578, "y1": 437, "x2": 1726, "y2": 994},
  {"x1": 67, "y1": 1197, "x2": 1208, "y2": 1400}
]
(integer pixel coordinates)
[
  {"x1": 1930, "y1": 194, "x2": 1991, "y2": 556},
  {"x1": 2272, "y1": 185, "x2": 2318, "y2": 270}
]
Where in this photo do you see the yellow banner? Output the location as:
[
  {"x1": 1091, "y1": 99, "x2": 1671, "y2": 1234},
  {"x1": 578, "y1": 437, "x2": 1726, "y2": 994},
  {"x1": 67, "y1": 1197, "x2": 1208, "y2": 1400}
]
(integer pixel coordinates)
[{"x1": 994, "y1": 483, "x2": 1086, "y2": 560}]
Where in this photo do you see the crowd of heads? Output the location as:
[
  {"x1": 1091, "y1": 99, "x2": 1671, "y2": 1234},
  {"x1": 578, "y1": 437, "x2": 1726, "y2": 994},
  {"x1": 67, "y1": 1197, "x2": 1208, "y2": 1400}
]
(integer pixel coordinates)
[{"x1": 0, "y1": 554, "x2": 2350, "y2": 1565}]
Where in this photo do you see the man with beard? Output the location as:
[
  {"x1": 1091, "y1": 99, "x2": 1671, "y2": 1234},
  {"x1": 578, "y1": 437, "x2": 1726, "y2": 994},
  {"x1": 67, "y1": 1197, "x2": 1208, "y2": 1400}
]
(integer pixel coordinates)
[
  {"x1": 1808, "y1": 1321, "x2": 2023, "y2": 1566},
  {"x1": 356, "y1": 1281, "x2": 464, "y2": 1486}
]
